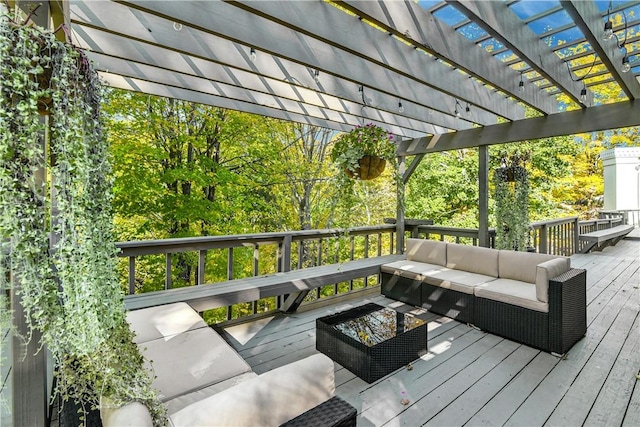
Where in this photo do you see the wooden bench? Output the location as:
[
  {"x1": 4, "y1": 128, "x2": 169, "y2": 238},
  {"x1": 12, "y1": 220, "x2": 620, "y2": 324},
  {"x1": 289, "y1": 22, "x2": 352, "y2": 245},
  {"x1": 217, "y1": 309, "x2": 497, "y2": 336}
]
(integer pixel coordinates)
[
  {"x1": 125, "y1": 254, "x2": 404, "y2": 313},
  {"x1": 579, "y1": 224, "x2": 634, "y2": 253}
]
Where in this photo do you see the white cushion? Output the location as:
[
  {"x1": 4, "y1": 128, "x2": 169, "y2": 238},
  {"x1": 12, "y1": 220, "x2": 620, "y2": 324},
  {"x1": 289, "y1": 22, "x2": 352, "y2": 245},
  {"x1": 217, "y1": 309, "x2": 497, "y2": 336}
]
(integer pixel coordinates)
[
  {"x1": 423, "y1": 269, "x2": 496, "y2": 294},
  {"x1": 535, "y1": 258, "x2": 571, "y2": 303},
  {"x1": 127, "y1": 303, "x2": 207, "y2": 344},
  {"x1": 139, "y1": 327, "x2": 252, "y2": 401},
  {"x1": 381, "y1": 259, "x2": 447, "y2": 280},
  {"x1": 498, "y1": 251, "x2": 566, "y2": 284},
  {"x1": 101, "y1": 401, "x2": 153, "y2": 427},
  {"x1": 474, "y1": 278, "x2": 549, "y2": 312},
  {"x1": 446, "y1": 244, "x2": 499, "y2": 277},
  {"x1": 168, "y1": 353, "x2": 335, "y2": 427},
  {"x1": 165, "y1": 371, "x2": 258, "y2": 415},
  {"x1": 406, "y1": 239, "x2": 447, "y2": 266}
]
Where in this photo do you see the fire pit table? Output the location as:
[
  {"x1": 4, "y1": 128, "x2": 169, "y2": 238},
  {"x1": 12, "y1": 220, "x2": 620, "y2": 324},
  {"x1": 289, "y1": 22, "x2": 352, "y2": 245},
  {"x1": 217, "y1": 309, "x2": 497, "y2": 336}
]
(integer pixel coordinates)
[{"x1": 316, "y1": 303, "x2": 428, "y2": 383}]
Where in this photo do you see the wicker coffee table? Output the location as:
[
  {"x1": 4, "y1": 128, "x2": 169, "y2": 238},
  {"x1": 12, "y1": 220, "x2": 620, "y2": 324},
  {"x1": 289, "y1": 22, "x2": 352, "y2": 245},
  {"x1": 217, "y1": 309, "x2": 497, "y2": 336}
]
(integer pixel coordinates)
[{"x1": 316, "y1": 303, "x2": 428, "y2": 383}]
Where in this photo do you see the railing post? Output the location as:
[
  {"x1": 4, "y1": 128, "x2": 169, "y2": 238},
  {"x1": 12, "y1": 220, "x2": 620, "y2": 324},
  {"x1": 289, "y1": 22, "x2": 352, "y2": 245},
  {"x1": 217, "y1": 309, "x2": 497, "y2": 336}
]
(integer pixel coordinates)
[
  {"x1": 165, "y1": 253, "x2": 172, "y2": 290},
  {"x1": 198, "y1": 250, "x2": 206, "y2": 285},
  {"x1": 281, "y1": 234, "x2": 292, "y2": 273},
  {"x1": 573, "y1": 217, "x2": 580, "y2": 255},
  {"x1": 540, "y1": 223, "x2": 548, "y2": 254},
  {"x1": 396, "y1": 153, "x2": 406, "y2": 254},
  {"x1": 478, "y1": 145, "x2": 490, "y2": 247}
]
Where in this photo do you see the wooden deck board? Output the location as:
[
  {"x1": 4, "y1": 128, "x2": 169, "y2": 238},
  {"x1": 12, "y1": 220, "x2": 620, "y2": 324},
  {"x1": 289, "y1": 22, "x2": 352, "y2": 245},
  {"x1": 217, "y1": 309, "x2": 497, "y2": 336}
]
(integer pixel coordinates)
[{"x1": 220, "y1": 240, "x2": 640, "y2": 426}]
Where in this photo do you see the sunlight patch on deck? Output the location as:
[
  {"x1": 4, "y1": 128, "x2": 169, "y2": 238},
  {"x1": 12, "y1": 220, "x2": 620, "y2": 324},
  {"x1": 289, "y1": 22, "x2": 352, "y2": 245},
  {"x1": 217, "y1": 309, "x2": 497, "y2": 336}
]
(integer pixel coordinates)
[{"x1": 223, "y1": 316, "x2": 277, "y2": 345}]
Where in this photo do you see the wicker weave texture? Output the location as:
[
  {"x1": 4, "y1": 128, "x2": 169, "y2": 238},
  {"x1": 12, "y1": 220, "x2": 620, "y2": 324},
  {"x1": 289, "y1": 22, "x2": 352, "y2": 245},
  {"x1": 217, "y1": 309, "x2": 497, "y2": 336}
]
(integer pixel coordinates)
[
  {"x1": 316, "y1": 303, "x2": 427, "y2": 383},
  {"x1": 421, "y1": 282, "x2": 475, "y2": 324},
  {"x1": 549, "y1": 268, "x2": 587, "y2": 354},
  {"x1": 381, "y1": 272, "x2": 421, "y2": 305},
  {"x1": 281, "y1": 396, "x2": 357, "y2": 427}
]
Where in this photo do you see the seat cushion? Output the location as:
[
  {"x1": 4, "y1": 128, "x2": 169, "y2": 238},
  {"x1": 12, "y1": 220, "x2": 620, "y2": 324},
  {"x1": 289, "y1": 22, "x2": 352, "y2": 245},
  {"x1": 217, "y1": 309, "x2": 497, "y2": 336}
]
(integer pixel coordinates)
[
  {"x1": 127, "y1": 302, "x2": 207, "y2": 344},
  {"x1": 139, "y1": 327, "x2": 253, "y2": 401},
  {"x1": 474, "y1": 278, "x2": 548, "y2": 312},
  {"x1": 406, "y1": 238, "x2": 447, "y2": 266},
  {"x1": 446, "y1": 244, "x2": 499, "y2": 277},
  {"x1": 168, "y1": 353, "x2": 335, "y2": 427},
  {"x1": 381, "y1": 259, "x2": 448, "y2": 280},
  {"x1": 423, "y1": 269, "x2": 496, "y2": 294}
]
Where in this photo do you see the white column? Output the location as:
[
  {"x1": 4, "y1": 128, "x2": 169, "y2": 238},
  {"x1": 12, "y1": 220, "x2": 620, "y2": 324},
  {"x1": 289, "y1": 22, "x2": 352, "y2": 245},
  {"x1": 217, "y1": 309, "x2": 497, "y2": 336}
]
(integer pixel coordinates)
[{"x1": 601, "y1": 147, "x2": 640, "y2": 210}]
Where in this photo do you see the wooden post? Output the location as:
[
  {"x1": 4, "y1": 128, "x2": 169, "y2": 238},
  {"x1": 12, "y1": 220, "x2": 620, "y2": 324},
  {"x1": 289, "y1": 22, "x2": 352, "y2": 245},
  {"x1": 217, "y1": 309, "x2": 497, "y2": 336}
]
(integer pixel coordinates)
[
  {"x1": 478, "y1": 146, "x2": 490, "y2": 248},
  {"x1": 396, "y1": 152, "x2": 406, "y2": 254}
]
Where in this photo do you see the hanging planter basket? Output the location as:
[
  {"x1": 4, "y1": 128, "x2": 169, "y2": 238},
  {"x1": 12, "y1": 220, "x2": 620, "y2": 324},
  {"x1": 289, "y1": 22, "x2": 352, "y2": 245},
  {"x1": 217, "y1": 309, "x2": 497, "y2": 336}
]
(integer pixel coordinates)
[{"x1": 345, "y1": 156, "x2": 387, "y2": 180}]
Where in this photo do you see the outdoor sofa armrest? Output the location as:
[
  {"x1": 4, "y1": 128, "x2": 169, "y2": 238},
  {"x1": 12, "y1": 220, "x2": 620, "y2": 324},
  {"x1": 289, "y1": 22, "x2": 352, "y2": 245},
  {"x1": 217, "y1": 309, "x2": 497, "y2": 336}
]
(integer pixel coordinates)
[
  {"x1": 280, "y1": 395, "x2": 357, "y2": 427},
  {"x1": 548, "y1": 268, "x2": 587, "y2": 354}
]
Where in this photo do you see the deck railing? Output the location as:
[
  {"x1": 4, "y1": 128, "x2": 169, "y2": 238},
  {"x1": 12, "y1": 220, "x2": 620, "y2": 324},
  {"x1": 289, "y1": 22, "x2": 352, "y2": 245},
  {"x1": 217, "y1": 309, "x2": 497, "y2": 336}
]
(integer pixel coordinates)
[{"x1": 598, "y1": 209, "x2": 640, "y2": 227}]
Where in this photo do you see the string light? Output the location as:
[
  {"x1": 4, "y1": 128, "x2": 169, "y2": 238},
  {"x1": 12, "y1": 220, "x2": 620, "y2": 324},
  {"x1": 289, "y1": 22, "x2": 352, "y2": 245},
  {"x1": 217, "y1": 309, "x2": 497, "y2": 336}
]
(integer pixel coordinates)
[
  {"x1": 518, "y1": 72, "x2": 525, "y2": 92},
  {"x1": 398, "y1": 101, "x2": 404, "y2": 113},
  {"x1": 314, "y1": 69, "x2": 320, "y2": 83},
  {"x1": 249, "y1": 48, "x2": 256, "y2": 62},
  {"x1": 580, "y1": 83, "x2": 587, "y2": 102}
]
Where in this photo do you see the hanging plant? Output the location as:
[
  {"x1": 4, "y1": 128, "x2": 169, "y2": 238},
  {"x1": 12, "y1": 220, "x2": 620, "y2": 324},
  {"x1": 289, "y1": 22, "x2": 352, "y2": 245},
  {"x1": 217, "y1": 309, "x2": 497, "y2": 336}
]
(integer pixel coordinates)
[
  {"x1": 0, "y1": 10, "x2": 165, "y2": 425},
  {"x1": 494, "y1": 152, "x2": 530, "y2": 251},
  {"x1": 331, "y1": 123, "x2": 397, "y2": 180}
]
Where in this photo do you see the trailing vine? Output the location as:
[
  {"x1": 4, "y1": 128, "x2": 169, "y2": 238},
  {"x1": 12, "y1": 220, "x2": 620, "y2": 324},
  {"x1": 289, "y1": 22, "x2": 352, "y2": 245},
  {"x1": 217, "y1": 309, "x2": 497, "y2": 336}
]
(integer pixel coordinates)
[
  {"x1": 0, "y1": 10, "x2": 165, "y2": 425},
  {"x1": 494, "y1": 152, "x2": 530, "y2": 251}
]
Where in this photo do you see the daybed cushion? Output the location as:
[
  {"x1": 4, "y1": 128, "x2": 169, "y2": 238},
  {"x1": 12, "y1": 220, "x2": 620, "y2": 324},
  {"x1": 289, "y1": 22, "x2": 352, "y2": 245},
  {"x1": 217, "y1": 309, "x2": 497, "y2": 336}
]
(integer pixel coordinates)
[
  {"x1": 536, "y1": 257, "x2": 572, "y2": 303},
  {"x1": 474, "y1": 278, "x2": 548, "y2": 312},
  {"x1": 168, "y1": 353, "x2": 336, "y2": 427},
  {"x1": 139, "y1": 327, "x2": 253, "y2": 401},
  {"x1": 127, "y1": 302, "x2": 207, "y2": 344},
  {"x1": 165, "y1": 371, "x2": 258, "y2": 415},
  {"x1": 423, "y1": 269, "x2": 497, "y2": 294},
  {"x1": 406, "y1": 238, "x2": 447, "y2": 266},
  {"x1": 446, "y1": 244, "x2": 499, "y2": 277}
]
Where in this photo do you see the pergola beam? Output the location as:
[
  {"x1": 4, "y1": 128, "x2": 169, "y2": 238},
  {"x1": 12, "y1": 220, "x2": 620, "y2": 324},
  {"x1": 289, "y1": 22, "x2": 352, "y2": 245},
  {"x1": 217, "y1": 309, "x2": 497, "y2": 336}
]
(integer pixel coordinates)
[
  {"x1": 228, "y1": 0, "x2": 523, "y2": 121},
  {"x1": 451, "y1": 0, "x2": 589, "y2": 108},
  {"x1": 339, "y1": 0, "x2": 557, "y2": 115},
  {"x1": 72, "y1": 27, "x2": 458, "y2": 135},
  {"x1": 561, "y1": 0, "x2": 640, "y2": 100},
  {"x1": 398, "y1": 99, "x2": 640, "y2": 155}
]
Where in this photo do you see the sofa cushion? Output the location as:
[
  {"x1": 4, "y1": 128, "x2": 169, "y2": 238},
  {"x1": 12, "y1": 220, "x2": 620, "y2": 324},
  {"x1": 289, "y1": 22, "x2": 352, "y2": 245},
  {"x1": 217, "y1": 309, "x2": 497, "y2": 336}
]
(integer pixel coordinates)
[
  {"x1": 423, "y1": 269, "x2": 497, "y2": 294},
  {"x1": 381, "y1": 259, "x2": 448, "y2": 281},
  {"x1": 168, "y1": 353, "x2": 335, "y2": 427},
  {"x1": 536, "y1": 258, "x2": 571, "y2": 303},
  {"x1": 474, "y1": 278, "x2": 549, "y2": 312},
  {"x1": 406, "y1": 238, "x2": 447, "y2": 266},
  {"x1": 165, "y1": 371, "x2": 258, "y2": 415},
  {"x1": 498, "y1": 250, "x2": 567, "y2": 285},
  {"x1": 139, "y1": 327, "x2": 252, "y2": 401},
  {"x1": 127, "y1": 302, "x2": 207, "y2": 344},
  {"x1": 446, "y1": 244, "x2": 499, "y2": 277}
]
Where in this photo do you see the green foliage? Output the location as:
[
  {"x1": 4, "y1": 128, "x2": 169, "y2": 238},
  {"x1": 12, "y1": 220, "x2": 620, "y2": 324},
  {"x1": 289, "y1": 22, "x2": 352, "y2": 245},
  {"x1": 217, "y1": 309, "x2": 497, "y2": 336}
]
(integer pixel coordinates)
[
  {"x1": 330, "y1": 123, "x2": 396, "y2": 174},
  {"x1": 493, "y1": 156, "x2": 529, "y2": 251},
  {"x1": 0, "y1": 14, "x2": 164, "y2": 425}
]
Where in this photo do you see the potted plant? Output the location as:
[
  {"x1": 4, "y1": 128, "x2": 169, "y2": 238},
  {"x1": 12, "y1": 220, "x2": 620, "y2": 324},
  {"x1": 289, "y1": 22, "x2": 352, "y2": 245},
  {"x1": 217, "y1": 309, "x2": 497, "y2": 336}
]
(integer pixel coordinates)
[
  {"x1": 0, "y1": 10, "x2": 165, "y2": 425},
  {"x1": 331, "y1": 123, "x2": 397, "y2": 180},
  {"x1": 494, "y1": 152, "x2": 530, "y2": 251}
]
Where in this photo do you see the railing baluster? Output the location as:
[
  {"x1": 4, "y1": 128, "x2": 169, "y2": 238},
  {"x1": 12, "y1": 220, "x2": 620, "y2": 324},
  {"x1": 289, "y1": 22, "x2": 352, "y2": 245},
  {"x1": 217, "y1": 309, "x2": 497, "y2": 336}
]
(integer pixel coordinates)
[
  {"x1": 165, "y1": 253, "x2": 172, "y2": 290},
  {"x1": 198, "y1": 250, "x2": 206, "y2": 285},
  {"x1": 128, "y1": 257, "x2": 135, "y2": 295},
  {"x1": 364, "y1": 235, "x2": 369, "y2": 258}
]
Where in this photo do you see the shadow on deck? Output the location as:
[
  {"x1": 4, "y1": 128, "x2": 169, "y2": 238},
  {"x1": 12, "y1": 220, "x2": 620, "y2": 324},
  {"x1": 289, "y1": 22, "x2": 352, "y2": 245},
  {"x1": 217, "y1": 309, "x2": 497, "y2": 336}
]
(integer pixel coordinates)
[{"x1": 219, "y1": 239, "x2": 640, "y2": 426}]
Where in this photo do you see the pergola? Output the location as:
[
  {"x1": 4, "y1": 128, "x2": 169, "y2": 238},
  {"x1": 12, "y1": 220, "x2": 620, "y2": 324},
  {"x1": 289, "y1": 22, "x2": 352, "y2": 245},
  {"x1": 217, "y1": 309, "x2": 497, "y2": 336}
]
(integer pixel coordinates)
[
  {"x1": 5, "y1": 0, "x2": 640, "y2": 425},
  {"x1": 65, "y1": 0, "x2": 640, "y2": 245}
]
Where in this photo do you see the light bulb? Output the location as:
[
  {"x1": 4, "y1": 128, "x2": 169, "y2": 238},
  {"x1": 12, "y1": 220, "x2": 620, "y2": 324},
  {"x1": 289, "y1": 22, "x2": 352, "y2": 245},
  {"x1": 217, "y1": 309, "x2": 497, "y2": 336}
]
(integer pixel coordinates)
[
  {"x1": 398, "y1": 102, "x2": 404, "y2": 113},
  {"x1": 249, "y1": 48, "x2": 256, "y2": 62},
  {"x1": 518, "y1": 80, "x2": 525, "y2": 92},
  {"x1": 622, "y1": 55, "x2": 631, "y2": 73},
  {"x1": 580, "y1": 86, "x2": 587, "y2": 102},
  {"x1": 314, "y1": 70, "x2": 320, "y2": 84},
  {"x1": 455, "y1": 108, "x2": 461, "y2": 117},
  {"x1": 173, "y1": 22, "x2": 183, "y2": 31},
  {"x1": 603, "y1": 21, "x2": 613, "y2": 41}
]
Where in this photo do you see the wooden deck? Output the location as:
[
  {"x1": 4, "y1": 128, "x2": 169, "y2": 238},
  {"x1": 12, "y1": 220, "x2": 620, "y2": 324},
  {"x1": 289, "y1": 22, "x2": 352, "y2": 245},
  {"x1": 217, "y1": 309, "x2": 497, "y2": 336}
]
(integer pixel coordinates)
[{"x1": 220, "y1": 239, "x2": 639, "y2": 426}]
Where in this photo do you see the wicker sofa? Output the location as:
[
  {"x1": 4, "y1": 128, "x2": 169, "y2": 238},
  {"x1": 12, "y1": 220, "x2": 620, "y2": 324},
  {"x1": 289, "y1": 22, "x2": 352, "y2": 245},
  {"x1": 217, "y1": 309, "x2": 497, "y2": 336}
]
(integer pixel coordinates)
[
  {"x1": 381, "y1": 239, "x2": 587, "y2": 354},
  {"x1": 100, "y1": 302, "x2": 356, "y2": 427}
]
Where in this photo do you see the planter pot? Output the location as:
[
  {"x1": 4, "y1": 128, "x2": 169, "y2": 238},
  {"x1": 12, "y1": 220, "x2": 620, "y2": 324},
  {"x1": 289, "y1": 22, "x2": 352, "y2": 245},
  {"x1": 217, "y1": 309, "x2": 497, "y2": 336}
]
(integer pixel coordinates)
[{"x1": 345, "y1": 156, "x2": 386, "y2": 180}]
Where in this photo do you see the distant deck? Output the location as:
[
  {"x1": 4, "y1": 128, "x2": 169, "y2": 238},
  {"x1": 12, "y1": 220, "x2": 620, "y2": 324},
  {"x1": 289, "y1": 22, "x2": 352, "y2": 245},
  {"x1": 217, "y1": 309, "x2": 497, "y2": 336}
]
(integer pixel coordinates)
[{"x1": 219, "y1": 238, "x2": 639, "y2": 426}]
